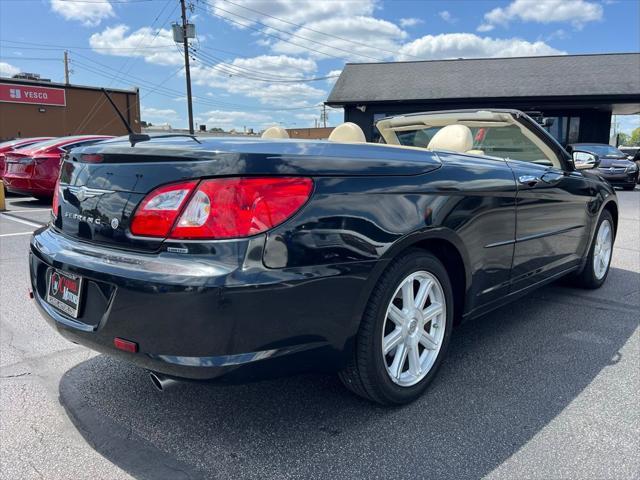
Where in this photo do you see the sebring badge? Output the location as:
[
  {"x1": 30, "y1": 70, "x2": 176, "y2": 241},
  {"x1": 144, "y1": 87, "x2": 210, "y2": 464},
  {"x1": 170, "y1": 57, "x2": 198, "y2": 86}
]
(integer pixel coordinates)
[{"x1": 67, "y1": 185, "x2": 114, "y2": 202}]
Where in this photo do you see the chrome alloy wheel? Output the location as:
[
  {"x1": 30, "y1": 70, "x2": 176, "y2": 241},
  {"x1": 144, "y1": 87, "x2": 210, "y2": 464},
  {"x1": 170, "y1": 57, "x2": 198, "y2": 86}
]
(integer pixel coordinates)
[
  {"x1": 593, "y1": 219, "x2": 613, "y2": 280},
  {"x1": 381, "y1": 271, "x2": 446, "y2": 387}
]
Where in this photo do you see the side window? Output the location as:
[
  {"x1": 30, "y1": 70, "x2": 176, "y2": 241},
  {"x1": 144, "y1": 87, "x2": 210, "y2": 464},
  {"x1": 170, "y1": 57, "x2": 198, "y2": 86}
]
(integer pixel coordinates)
[{"x1": 474, "y1": 126, "x2": 555, "y2": 165}]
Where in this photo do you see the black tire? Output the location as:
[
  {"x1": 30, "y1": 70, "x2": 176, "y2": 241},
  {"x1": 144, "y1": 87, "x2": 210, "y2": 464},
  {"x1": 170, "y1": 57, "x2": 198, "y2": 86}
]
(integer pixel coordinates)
[
  {"x1": 339, "y1": 249, "x2": 454, "y2": 405},
  {"x1": 569, "y1": 210, "x2": 615, "y2": 289},
  {"x1": 622, "y1": 184, "x2": 636, "y2": 191}
]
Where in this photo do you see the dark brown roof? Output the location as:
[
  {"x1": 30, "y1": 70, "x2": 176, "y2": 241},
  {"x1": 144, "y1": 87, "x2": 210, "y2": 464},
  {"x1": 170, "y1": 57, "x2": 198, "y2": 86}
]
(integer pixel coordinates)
[{"x1": 327, "y1": 53, "x2": 640, "y2": 104}]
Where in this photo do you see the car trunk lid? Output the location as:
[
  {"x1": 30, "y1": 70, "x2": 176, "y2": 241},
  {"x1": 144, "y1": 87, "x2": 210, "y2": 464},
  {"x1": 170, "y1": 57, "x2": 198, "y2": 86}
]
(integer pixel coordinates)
[{"x1": 53, "y1": 136, "x2": 441, "y2": 251}]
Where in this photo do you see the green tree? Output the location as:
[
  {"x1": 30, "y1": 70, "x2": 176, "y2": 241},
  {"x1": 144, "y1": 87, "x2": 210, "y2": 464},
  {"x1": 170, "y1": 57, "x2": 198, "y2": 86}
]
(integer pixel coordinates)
[
  {"x1": 630, "y1": 127, "x2": 640, "y2": 146},
  {"x1": 617, "y1": 132, "x2": 630, "y2": 146}
]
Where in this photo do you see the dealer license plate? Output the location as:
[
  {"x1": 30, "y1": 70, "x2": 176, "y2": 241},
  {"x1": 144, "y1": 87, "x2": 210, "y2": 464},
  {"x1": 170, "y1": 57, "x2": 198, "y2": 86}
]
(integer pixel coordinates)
[{"x1": 46, "y1": 269, "x2": 83, "y2": 318}]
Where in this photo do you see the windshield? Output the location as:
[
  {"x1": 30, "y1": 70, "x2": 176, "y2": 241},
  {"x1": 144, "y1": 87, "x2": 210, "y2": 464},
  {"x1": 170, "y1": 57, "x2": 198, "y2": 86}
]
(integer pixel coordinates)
[
  {"x1": 575, "y1": 144, "x2": 626, "y2": 157},
  {"x1": 394, "y1": 125, "x2": 551, "y2": 163}
]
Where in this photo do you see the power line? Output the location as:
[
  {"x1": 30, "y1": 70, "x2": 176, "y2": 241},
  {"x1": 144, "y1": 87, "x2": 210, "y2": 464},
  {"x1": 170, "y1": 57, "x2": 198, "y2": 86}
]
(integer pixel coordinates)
[
  {"x1": 194, "y1": 2, "x2": 383, "y2": 63},
  {"x1": 218, "y1": 0, "x2": 418, "y2": 60},
  {"x1": 0, "y1": 40, "x2": 175, "y2": 50},
  {"x1": 70, "y1": 55, "x2": 321, "y2": 112},
  {"x1": 0, "y1": 56, "x2": 61, "y2": 60},
  {"x1": 202, "y1": 1, "x2": 385, "y2": 62},
  {"x1": 74, "y1": 0, "x2": 176, "y2": 133},
  {"x1": 189, "y1": 47, "x2": 339, "y2": 83}
]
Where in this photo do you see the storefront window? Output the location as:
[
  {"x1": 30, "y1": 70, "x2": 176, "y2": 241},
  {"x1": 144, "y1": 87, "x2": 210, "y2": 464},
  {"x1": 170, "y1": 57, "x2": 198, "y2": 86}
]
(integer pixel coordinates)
[{"x1": 543, "y1": 116, "x2": 580, "y2": 145}]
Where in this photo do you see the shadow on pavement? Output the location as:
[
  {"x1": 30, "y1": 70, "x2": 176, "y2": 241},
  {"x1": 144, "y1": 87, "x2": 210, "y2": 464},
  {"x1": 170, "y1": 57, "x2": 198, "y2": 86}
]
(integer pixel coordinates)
[
  {"x1": 59, "y1": 268, "x2": 639, "y2": 480},
  {"x1": 6, "y1": 197, "x2": 51, "y2": 208}
]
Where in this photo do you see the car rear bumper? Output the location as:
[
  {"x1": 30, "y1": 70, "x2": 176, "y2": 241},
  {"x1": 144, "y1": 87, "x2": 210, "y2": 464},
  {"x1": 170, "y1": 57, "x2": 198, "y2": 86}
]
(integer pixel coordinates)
[
  {"x1": 29, "y1": 227, "x2": 376, "y2": 381},
  {"x1": 3, "y1": 175, "x2": 54, "y2": 197}
]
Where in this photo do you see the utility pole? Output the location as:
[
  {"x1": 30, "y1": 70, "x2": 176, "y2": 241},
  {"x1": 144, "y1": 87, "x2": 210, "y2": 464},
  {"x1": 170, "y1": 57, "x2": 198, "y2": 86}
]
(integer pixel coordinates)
[
  {"x1": 63, "y1": 50, "x2": 70, "y2": 84},
  {"x1": 321, "y1": 104, "x2": 328, "y2": 128},
  {"x1": 179, "y1": 0, "x2": 194, "y2": 134}
]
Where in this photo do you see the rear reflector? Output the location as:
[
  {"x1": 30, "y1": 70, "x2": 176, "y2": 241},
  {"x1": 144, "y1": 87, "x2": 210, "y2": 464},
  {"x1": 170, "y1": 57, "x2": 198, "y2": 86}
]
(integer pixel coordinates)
[
  {"x1": 114, "y1": 337, "x2": 138, "y2": 353},
  {"x1": 130, "y1": 177, "x2": 313, "y2": 240}
]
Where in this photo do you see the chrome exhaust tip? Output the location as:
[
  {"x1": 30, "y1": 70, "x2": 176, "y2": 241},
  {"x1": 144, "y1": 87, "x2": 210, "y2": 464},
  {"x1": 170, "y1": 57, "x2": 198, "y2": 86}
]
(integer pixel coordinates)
[{"x1": 149, "y1": 372, "x2": 179, "y2": 392}]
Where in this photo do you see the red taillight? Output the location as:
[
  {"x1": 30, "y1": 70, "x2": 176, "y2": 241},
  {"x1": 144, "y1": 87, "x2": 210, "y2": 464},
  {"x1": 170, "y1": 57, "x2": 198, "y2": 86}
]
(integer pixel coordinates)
[
  {"x1": 130, "y1": 180, "x2": 198, "y2": 237},
  {"x1": 130, "y1": 177, "x2": 313, "y2": 240},
  {"x1": 170, "y1": 177, "x2": 313, "y2": 239},
  {"x1": 52, "y1": 177, "x2": 61, "y2": 217}
]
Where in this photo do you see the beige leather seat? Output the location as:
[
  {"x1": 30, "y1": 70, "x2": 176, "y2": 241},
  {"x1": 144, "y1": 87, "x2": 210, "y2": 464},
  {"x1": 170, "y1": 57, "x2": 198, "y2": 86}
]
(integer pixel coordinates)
[
  {"x1": 261, "y1": 126, "x2": 289, "y2": 139},
  {"x1": 328, "y1": 122, "x2": 366, "y2": 143},
  {"x1": 427, "y1": 124, "x2": 473, "y2": 153}
]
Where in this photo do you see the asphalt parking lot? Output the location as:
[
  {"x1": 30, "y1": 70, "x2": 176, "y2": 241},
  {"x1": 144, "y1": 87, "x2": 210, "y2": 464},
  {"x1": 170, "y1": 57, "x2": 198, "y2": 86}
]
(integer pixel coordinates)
[{"x1": 0, "y1": 190, "x2": 638, "y2": 480}]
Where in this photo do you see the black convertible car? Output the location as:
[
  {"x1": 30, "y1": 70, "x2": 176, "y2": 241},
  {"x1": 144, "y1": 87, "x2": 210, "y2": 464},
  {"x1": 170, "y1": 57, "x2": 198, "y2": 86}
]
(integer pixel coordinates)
[{"x1": 30, "y1": 109, "x2": 618, "y2": 405}]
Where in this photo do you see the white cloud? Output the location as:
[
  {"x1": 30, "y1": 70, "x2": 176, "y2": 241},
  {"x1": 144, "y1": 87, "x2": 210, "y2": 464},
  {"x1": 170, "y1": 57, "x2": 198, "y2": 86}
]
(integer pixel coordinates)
[
  {"x1": 481, "y1": 0, "x2": 603, "y2": 30},
  {"x1": 141, "y1": 106, "x2": 179, "y2": 120},
  {"x1": 189, "y1": 54, "x2": 326, "y2": 107},
  {"x1": 230, "y1": 55, "x2": 317, "y2": 78},
  {"x1": 397, "y1": 33, "x2": 565, "y2": 61},
  {"x1": 0, "y1": 62, "x2": 20, "y2": 77},
  {"x1": 477, "y1": 23, "x2": 495, "y2": 32},
  {"x1": 294, "y1": 112, "x2": 320, "y2": 122},
  {"x1": 50, "y1": 0, "x2": 114, "y2": 27},
  {"x1": 206, "y1": 1, "x2": 405, "y2": 62},
  {"x1": 89, "y1": 25, "x2": 183, "y2": 66},
  {"x1": 200, "y1": 109, "x2": 273, "y2": 130},
  {"x1": 208, "y1": 0, "x2": 376, "y2": 31},
  {"x1": 438, "y1": 11, "x2": 457, "y2": 23},
  {"x1": 399, "y1": 17, "x2": 423, "y2": 28},
  {"x1": 270, "y1": 16, "x2": 407, "y2": 61},
  {"x1": 325, "y1": 69, "x2": 342, "y2": 86},
  {"x1": 545, "y1": 29, "x2": 569, "y2": 41}
]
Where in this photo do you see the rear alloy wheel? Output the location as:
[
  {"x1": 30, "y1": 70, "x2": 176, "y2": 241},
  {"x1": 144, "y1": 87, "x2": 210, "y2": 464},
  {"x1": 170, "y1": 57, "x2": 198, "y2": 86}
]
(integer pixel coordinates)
[
  {"x1": 382, "y1": 271, "x2": 446, "y2": 387},
  {"x1": 339, "y1": 250, "x2": 453, "y2": 405},
  {"x1": 570, "y1": 210, "x2": 614, "y2": 289}
]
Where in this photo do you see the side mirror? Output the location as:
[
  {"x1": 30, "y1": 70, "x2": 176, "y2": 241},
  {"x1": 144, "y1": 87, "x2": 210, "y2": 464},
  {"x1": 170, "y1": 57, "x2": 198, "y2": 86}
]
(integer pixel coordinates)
[{"x1": 572, "y1": 151, "x2": 600, "y2": 170}]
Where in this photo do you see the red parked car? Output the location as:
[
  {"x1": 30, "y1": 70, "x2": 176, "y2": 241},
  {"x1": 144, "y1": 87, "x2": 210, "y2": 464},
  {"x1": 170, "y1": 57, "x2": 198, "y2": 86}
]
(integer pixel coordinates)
[
  {"x1": 0, "y1": 137, "x2": 53, "y2": 187},
  {"x1": 3, "y1": 135, "x2": 113, "y2": 199}
]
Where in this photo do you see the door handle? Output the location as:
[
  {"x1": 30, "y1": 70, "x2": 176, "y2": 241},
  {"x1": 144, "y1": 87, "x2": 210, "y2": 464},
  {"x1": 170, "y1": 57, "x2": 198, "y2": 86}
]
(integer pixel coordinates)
[
  {"x1": 518, "y1": 175, "x2": 540, "y2": 187},
  {"x1": 541, "y1": 171, "x2": 564, "y2": 184}
]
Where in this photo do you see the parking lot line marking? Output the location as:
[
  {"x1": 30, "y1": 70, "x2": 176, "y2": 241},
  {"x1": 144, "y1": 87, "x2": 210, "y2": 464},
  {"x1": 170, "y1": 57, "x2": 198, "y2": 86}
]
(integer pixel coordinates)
[
  {"x1": 7, "y1": 208, "x2": 52, "y2": 213},
  {"x1": 0, "y1": 213, "x2": 44, "y2": 228},
  {"x1": 0, "y1": 231, "x2": 34, "y2": 237}
]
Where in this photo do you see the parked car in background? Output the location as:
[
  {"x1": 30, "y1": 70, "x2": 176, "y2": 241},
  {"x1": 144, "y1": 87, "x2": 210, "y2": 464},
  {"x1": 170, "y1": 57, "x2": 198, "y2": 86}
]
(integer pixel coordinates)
[
  {"x1": 30, "y1": 110, "x2": 618, "y2": 405},
  {"x1": 3, "y1": 135, "x2": 113, "y2": 200},
  {"x1": 0, "y1": 137, "x2": 52, "y2": 191},
  {"x1": 619, "y1": 146, "x2": 640, "y2": 183},
  {"x1": 567, "y1": 143, "x2": 638, "y2": 190}
]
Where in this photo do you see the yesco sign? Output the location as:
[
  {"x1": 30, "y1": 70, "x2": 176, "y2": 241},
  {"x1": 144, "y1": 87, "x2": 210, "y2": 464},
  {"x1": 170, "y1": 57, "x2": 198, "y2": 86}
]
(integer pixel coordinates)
[{"x1": 0, "y1": 83, "x2": 66, "y2": 107}]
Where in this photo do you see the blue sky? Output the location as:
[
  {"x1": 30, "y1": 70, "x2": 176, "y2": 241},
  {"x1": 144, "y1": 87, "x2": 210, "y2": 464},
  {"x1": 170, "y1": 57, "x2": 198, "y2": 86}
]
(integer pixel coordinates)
[{"x1": 0, "y1": 0, "x2": 638, "y2": 133}]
